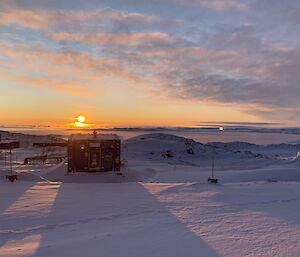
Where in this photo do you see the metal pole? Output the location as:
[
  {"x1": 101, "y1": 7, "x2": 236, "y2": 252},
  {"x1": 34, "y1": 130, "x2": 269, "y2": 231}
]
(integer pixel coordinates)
[
  {"x1": 10, "y1": 149, "x2": 12, "y2": 175},
  {"x1": 211, "y1": 155, "x2": 215, "y2": 179}
]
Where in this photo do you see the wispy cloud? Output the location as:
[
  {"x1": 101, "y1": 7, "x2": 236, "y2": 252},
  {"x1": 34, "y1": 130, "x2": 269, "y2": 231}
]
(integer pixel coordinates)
[
  {"x1": 196, "y1": 121, "x2": 284, "y2": 127},
  {"x1": 0, "y1": 8, "x2": 177, "y2": 32},
  {"x1": 0, "y1": 42, "x2": 140, "y2": 95},
  {"x1": 51, "y1": 32, "x2": 175, "y2": 46},
  {"x1": 1, "y1": 0, "x2": 300, "y2": 125},
  {"x1": 197, "y1": 0, "x2": 248, "y2": 11}
]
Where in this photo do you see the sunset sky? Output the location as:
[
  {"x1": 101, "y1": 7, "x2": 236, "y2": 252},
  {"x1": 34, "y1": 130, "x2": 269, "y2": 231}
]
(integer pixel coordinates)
[{"x1": 1, "y1": 0, "x2": 300, "y2": 127}]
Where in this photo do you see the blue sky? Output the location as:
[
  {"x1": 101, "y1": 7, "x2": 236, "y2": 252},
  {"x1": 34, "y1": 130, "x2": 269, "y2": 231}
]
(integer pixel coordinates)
[{"x1": 1, "y1": 0, "x2": 300, "y2": 126}]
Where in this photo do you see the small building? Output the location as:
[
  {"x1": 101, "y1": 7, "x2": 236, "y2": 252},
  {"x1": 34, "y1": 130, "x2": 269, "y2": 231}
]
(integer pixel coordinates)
[
  {"x1": 0, "y1": 140, "x2": 20, "y2": 150},
  {"x1": 67, "y1": 133, "x2": 121, "y2": 173},
  {"x1": 0, "y1": 140, "x2": 20, "y2": 180}
]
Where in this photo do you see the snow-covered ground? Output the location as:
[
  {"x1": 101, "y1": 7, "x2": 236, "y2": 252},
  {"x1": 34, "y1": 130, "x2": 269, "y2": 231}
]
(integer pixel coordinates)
[{"x1": 0, "y1": 133, "x2": 300, "y2": 257}]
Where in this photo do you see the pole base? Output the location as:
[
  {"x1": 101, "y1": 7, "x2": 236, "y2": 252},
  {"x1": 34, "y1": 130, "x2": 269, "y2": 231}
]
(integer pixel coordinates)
[
  {"x1": 6, "y1": 175, "x2": 18, "y2": 182},
  {"x1": 208, "y1": 178, "x2": 218, "y2": 184}
]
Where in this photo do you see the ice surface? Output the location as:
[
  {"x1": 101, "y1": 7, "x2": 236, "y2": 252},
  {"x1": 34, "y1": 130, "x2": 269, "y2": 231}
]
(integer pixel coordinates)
[{"x1": 0, "y1": 132, "x2": 300, "y2": 257}]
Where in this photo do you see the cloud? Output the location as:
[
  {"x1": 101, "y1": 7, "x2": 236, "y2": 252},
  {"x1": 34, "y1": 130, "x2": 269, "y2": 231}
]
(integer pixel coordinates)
[
  {"x1": 0, "y1": 8, "x2": 177, "y2": 32},
  {"x1": 162, "y1": 71, "x2": 300, "y2": 108},
  {"x1": 1, "y1": 1, "x2": 300, "y2": 124},
  {"x1": 138, "y1": 24, "x2": 300, "y2": 119},
  {"x1": 0, "y1": 42, "x2": 141, "y2": 95},
  {"x1": 0, "y1": 0, "x2": 249, "y2": 13},
  {"x1": 0, "y1": 65, "x2": 89, "y2": 96},
  {"x1": 197, "y1": 0, "x2": 248, "y2": 11},
  {"x1": 196, "y1": 121, "x2": 284, "y2": 127},
  {"x1": 23, "y1": 76, "x2": 92, "y2": 96},
  {"x1": 51, "y1": 32, "x2": 175, "y2": 46},
  {"x1": 206, "y1": 25, "x2": 262, "y2": 50}
]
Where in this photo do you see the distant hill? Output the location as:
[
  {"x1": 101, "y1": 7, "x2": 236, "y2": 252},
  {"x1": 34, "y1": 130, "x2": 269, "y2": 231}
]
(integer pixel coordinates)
[{"x1": 0, "y1": 130, "x2": 65, "y2": 148}]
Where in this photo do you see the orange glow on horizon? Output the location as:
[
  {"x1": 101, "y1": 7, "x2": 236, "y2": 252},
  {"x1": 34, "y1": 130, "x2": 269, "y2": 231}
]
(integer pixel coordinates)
[{"x1": 69, "y1": 115, "x2": 94, "y2": 128}]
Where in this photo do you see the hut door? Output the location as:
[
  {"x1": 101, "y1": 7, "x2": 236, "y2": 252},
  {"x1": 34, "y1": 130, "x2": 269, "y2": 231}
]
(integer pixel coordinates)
[{"x1": 89, "y1": 149, "x2": 101, "y2": 171}]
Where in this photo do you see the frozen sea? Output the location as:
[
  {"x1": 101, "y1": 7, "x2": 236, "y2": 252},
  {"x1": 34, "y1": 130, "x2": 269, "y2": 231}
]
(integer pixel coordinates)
[{"x1": 1, "y1": 126, "x2": 300, "y2": 144}]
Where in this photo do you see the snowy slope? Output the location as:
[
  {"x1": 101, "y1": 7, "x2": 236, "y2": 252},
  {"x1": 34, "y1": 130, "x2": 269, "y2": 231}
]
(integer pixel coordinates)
[
  {"x1": 0, "y1": 132, "x2": 300, "y2": 257},
  {"x1": 123, "y1": 133, "x2": 300, "y2": 169},
  {"x1": 0, "y1": 180, "x2": 299, "y2": 257}
]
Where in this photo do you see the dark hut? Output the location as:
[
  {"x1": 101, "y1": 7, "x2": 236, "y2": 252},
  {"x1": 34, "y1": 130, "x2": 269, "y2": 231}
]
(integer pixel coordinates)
[{"x1": 67, "y1": 133, "x2": 121, "y2": 173}]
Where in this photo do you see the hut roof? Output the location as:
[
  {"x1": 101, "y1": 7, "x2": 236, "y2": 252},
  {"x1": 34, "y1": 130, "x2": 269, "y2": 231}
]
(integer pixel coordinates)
[{"x1": 69, "y1": 134, "x2": 120, "y2": 141}]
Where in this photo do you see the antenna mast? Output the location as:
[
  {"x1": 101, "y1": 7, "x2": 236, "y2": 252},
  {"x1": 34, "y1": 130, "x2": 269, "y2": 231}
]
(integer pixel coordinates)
[{"x1": 211, "y1": 155, "x2": 215, "y2": 179}]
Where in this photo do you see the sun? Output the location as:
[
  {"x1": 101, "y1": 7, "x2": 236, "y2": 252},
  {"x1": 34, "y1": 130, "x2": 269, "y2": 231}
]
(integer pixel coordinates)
[
  {"x1": 69, "y1": 115, "x2": 94, "y2": 128},
  {"x1": 77, "y1": 115, "x2": 86, "y2": 123}
]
